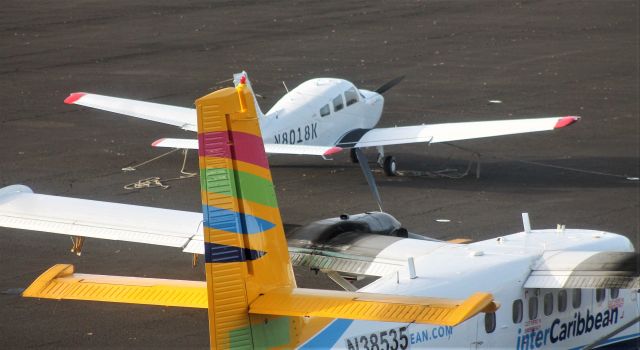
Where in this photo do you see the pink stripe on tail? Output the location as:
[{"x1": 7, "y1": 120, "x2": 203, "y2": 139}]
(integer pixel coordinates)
[{"x1": 198, "y1": 131, "x2": 268, "y2": 169}]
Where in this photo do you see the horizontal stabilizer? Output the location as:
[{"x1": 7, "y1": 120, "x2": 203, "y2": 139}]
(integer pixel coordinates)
[
  {"x1": 152, "y1": 138, "x2": 342, "y2": 156},
  {"x1": 24, "y1": 265, "x2": 497, "y2": 326},
  {"x1": 524, "y1": 251, "x2": 639, "y2": 289},
  {"x1": 250, "y1": 288, "x2": 498, "y2": 326},
  {"x1": 23, "y1": 264, "x2": 207, "y2": 308}
]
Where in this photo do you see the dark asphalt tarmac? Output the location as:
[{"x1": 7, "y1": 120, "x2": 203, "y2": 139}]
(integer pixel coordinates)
[{"x1": 1, "y1": 1, "x2": 638, "y2": 348}]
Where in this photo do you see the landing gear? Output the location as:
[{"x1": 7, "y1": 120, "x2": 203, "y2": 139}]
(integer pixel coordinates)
[
  {"x1": 382, "y1": 156, "x2": 398, "y2": 176},
  {"x1": 350, "y1": 148, "x2": 359, "y2": 163},
  {"x1": 376, "y1": 146, "x2": 397, "y2": 176}
]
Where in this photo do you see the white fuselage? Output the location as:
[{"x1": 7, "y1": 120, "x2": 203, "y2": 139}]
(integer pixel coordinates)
[
  {"x1": 259, "y1": 78, "x2": 384, "y2": 146},
  {"x1": 298, "y1": 229, "x2": 639, "y2": 349}
]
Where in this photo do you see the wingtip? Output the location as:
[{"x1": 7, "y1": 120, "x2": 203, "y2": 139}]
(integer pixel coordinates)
[
  {"x1": 151, "y1": 138, "x2": 166, "y2": 147},
  {"x1": 554, "y1": 116, "x2": 581, "y2": 129},
  {"x1": 64, "y1": 92, "x2": 86, "y2": 104},
  {"x1": 323, "y1": 146, "x2": 343, "y2": 156}
]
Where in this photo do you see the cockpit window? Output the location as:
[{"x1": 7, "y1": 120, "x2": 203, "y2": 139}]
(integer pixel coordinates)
[
  {"x1": 345, "y1": 87, "x2": 359, "y2": 106},
  {"x1": 333, "y1": 95, "x2": 344, "y2": 112},
  {"x1": 320, "y1": 104, "x2": 330, "y2": 117}
]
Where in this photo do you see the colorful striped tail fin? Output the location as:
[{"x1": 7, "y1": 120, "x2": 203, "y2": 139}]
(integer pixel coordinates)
[{"x1": 197, "y1": 79, "x2": 295, "y2": 349}]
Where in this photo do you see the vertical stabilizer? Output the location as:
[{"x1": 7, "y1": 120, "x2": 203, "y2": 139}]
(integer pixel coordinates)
[{"x1": 197, "y1": 80, "x2": 294, "y2": 349}]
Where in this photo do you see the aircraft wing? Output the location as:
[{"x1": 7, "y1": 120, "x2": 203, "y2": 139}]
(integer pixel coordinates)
[
  {"x1": 337, "y1": 116, "x2": 580, "y2": 148},
  {"x1": 64, "y1": 92, "x2": 198, "y2": 131},
  {"x1": 524, "y1": 251, "x2": 639, "y2": 289},
  {"x1": 151, "y1": 138, "x2": 343, "y2": 157},
  {"x1": 0, "y1": 185, "x2": 411, "y2": 278},
  {"x1": 0, "y1": 185, "x2": 202, "y2": 250}
]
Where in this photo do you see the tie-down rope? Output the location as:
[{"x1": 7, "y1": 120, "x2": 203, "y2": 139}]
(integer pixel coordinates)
[{"x1": 122, "y1": 148, "x2": 197, "y2": 190}]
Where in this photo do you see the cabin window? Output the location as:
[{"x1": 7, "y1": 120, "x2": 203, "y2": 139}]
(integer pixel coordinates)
[
  {"x1": 528, "y1": 296, "x2": 538, "y2": 320},
  {"x1": 320, "y1": 104, "x2": 330, "y2": 117},
  {"x1": 596, "y1": 289, "x2": 606, "y2": 304},
  {"x1": 512, "y1": 299, "x2": 523, "y2": 323},
  {"x1": 610, "y1": 288, "x2": 619, "y2": 299},
  {"x1": 543, "y1": 293, "x2": 553, "y2": 316},
  {"x1": 485, "y1": 312, "x2": 496, "y2": 333},
  {"x1": 557, "y1": 290, "x2": 567, "y2": 312},
  {"x1": 344, "y1": 87, "x2": 359, "y2": 106},
  {"x1": 572, "y1": 289, "x2": 581, "y2": 309},
  {"x1": 332, "y1": 95, "x2": 344, "y2": 112}
]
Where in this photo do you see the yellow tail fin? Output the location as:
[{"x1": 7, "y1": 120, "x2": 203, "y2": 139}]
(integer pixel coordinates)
[{"x1": 197, "y1": 79, "x2": 295, "y2": 348}]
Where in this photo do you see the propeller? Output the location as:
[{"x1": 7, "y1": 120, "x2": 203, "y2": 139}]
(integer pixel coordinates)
[
  {"x1": 354, "y1": 148, "x2": 383, "y2": 212},
  {"x1": 374, "y1": 75, "x2": 405, "y2": 95}
]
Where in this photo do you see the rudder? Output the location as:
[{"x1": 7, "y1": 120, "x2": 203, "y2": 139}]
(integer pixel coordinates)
[{"x1": 197, "y1": 80, "x2": 295, "y2": 349}]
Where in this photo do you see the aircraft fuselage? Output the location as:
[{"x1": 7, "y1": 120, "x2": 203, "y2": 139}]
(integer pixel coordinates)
[
  {"x1": 298, "y1": 229, "x2": 639, "y2": 349},
  {"x1": 260, "y1": 78, "x2": 384, "y2": 147}
]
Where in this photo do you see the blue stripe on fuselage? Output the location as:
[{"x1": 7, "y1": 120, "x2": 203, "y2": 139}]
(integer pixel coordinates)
[{"x1": 299, "y1": 319, "x2": 353, "y2": 349}]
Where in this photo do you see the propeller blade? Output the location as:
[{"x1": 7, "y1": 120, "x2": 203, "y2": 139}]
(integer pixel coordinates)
[
  {"x1": 374, "y1": 75, "x2": 405, "y2": 94},
  {"x1": 354, "y1": 148, "x2": 383, "y2": 212}
]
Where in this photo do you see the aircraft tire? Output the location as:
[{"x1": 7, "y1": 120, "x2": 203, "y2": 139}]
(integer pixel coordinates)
[
  {"x1": 383, "y1": 156, "x2": 397, "y2": 176},
  {"x1": 350, "y1": 148, "x2": 359, "y2": 163}
]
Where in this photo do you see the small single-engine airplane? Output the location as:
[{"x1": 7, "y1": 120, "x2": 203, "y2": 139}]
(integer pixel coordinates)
[
  {"x1": 64, "y1": 72, "x2": 580, "y2": 175},
  {"x1": 2, "y1": 82, "x2": 637, "y2": 349}
]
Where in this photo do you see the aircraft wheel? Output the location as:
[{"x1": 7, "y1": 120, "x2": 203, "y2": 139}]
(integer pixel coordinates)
[
  {"x1": 350, "y1": 148, "x2": 359, "y2": 163},
  {"x1": 383, "y1": 156, "x2": 397, "y2": 176}
]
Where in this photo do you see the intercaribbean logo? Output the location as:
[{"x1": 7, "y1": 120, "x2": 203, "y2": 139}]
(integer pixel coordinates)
[{"x1": 515, "y1": 307, "x2": 619, "y2": 350}]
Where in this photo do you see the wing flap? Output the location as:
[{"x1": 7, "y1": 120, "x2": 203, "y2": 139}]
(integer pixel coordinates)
[
  {"x1": 289, "y1": 249, "x2": 404, "y2": 277},
  {"x1": 286, "y1": 229, "x2": 445, "y2": 277},
  {"x1": 23, "y1": 264, "x2": 207, "y2": 308},
  {"x1": 152, "y1": 138, "x2": 342, "y2": 156},
  {"x1": 524, "y1": 251, "x2": 639, "y2": 289},
  {"x1": 0, "y1": 185, "x2": 202, "y2": 249},
  {"x1": 343, "y1": 116, "x2": 580, "y2": 148},
  {"x1": 250, "y1": 288, "x2": 498, "y2": 326},
  {"x1": 65, "y1": 92, "x2": 197, "y2": 131}
]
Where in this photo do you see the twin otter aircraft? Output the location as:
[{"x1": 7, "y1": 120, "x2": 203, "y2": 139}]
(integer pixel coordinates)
[
  {"x1": 1, "y1": 81, "x2": 638, "y2": 349},
  {"x1": 63, "y1": 72, "x2": 579, "y2": 175}
]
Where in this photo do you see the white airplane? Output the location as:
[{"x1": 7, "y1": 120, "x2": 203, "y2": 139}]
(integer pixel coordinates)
[
  {"x1": 64, "y1": 72, "x2": 580, "y2": 175},
  {"x1": 1, "y1": 82, "x2": 636, "y2": 349}
]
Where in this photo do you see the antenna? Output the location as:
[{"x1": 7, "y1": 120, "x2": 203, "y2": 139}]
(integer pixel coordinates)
[
  {"x1": 522, "y1": 213, "x2": 532, "y2": 233},
  {"x1": 282, "y1": 81, "x2": 289, "y2": 93}
]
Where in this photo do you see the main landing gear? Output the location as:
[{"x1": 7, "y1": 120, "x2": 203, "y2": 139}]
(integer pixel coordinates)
[
  {"x1": 382, "y1": 156, "x2": 397, "y2": 176},
  {"x1": 350, "y1": 147, "x2": 398, "y2": 176},
  {"x1": 377, "y1": 146, "x2": 397, "y2": 176}
]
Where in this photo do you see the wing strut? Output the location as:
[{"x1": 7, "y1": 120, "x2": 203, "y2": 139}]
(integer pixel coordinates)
[{"x1": 354, "y1": 148, "x2": 383, "y2": 212}]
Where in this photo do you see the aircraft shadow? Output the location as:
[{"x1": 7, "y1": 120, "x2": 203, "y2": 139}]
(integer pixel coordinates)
[{"x1": 271, "y1": 155, "x2": 639, "y2": 193}]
